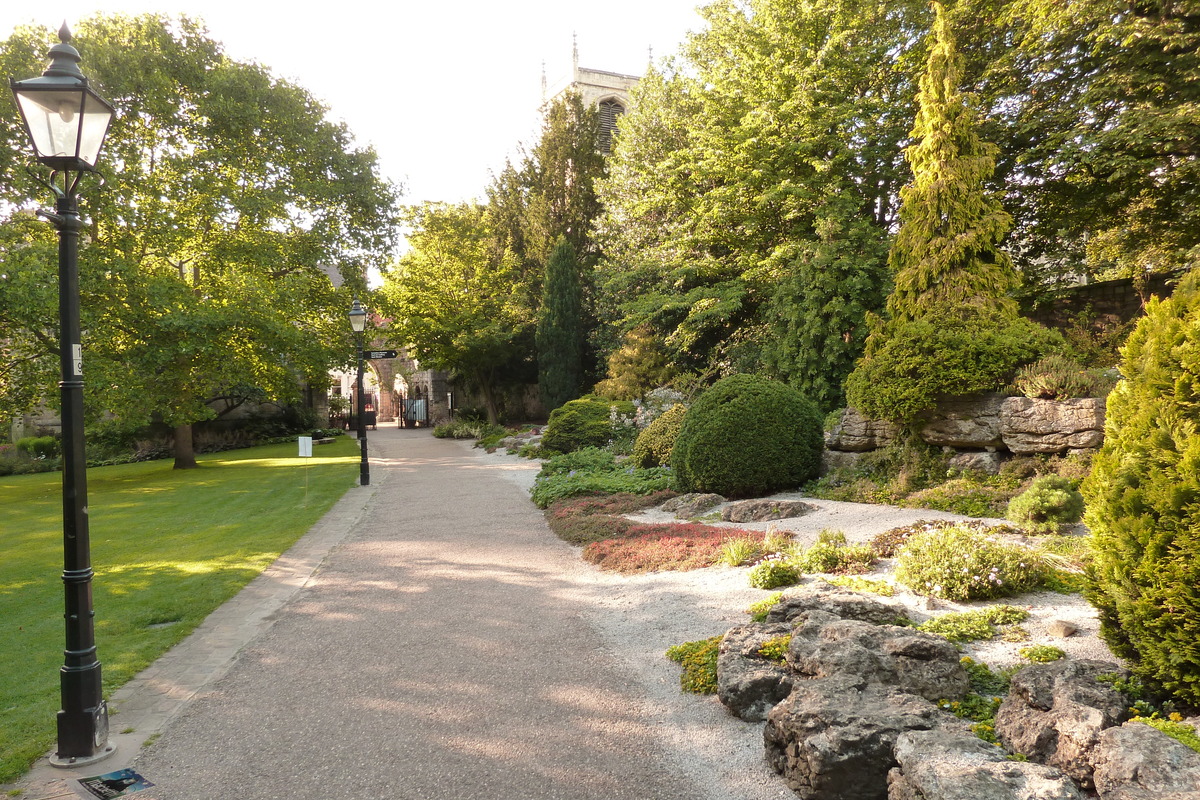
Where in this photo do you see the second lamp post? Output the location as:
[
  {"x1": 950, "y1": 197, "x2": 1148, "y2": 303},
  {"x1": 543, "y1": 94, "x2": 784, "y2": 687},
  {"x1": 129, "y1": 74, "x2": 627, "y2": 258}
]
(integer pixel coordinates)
[{"x1": 348, "y1": 299, "x2": 370, "y2": 486}]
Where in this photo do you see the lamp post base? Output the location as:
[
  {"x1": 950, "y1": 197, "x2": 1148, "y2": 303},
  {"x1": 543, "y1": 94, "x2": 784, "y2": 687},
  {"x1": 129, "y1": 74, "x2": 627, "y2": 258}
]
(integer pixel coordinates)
[{"x1": 49, "y1": 743, "x2": 116, "y2": 769}]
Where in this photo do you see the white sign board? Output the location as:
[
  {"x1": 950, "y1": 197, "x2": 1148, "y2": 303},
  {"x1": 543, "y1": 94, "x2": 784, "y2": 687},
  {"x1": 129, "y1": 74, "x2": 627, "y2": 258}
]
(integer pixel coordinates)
[{"x1": 297, "y1": 436, "x2": 313, "y2": 458}]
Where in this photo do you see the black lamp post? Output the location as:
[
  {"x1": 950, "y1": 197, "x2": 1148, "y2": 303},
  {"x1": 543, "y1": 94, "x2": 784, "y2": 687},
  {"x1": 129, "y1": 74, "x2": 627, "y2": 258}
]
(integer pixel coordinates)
[
  {"x1": 348, "y1": 299, "x2": 370, "y2": 486},
  {"x1": 11, "y1": 24, "x2": 116, "y2": 767}
]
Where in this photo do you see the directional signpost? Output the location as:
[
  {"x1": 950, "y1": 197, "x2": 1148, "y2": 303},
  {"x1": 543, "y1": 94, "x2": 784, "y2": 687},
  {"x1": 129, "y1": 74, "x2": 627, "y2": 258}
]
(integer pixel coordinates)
[{"x1": 365, "y1": 350, "x2": 397, "y2": 359}]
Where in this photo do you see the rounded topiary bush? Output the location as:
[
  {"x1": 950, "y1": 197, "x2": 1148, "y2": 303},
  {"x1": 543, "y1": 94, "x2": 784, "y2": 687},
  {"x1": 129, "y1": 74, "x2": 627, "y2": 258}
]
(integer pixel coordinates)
[
  {"x1": 1082, "y1": 269, "x2": 1200, "y2": 705},
  {"x1": 541, "y1": 395, "x2": 634, "y2": 454},
  {"x1": 630, "y1": 403, "x2": 687, "y2": 468},
  {"x1": 1005, "y1": 475, "x2": 1085, "y2": 534},
  {"x1": 670, "y1": 374, "x2": 823, "y2": 498}
]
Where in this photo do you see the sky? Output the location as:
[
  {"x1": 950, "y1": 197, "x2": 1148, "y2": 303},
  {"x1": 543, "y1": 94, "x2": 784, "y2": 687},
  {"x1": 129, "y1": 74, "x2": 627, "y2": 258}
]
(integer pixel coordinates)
[{"x1": 1, "y1": 1, "x2": 707, "y2": 206}]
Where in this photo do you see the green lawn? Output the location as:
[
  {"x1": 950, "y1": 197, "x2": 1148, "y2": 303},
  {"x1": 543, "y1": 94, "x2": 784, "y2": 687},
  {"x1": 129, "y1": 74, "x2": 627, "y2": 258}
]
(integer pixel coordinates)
[{"x1": 0, "y1": 436, "x2": 360, "y2": 783}]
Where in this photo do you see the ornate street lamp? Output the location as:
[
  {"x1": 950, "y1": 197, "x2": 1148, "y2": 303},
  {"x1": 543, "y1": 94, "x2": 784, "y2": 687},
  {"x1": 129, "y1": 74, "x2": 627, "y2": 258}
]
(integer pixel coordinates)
[
  {"x1": 348, "y1": 299, "x2": 370, "y2": 486},
  {"x1": 11, "y1": 24, "x2": 116, "y2": 766}
]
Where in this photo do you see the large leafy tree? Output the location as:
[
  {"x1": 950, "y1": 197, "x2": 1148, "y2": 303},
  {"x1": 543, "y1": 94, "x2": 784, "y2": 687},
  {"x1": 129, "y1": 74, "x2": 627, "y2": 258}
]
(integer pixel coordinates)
[
  {"x1": 595, "y1": 0, "x2": 931, "y2": 388},
  {"x1": 885, "y1": 0, "x2": 1019, "y2": 322},
  {"x1": 0, "y1": 16, "x2": 399, "y2": 466},
  {"x1": 380, "y1": 202, "x2": 533, "y2": 424}
]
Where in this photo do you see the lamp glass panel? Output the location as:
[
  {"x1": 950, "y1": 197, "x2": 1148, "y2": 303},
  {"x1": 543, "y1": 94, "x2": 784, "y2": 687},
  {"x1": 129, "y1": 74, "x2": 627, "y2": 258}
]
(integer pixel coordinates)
[
  {"x1": 14, "y1": 88, "x2": 84, "y2": 160},
  {"x1": 77, "y1": 92, "x2": 114, "y2": 167}
]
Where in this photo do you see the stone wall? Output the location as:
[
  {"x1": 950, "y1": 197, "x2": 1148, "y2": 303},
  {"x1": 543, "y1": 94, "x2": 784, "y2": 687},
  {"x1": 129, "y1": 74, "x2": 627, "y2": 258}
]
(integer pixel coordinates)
[{"x1": 824, "y1": 394, "x2": 1106, "y2": 473}]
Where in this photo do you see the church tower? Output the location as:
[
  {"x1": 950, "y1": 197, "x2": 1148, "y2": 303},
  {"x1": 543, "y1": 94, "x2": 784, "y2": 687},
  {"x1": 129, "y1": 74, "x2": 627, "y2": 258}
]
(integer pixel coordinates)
[{"x1": 543, "y1": 36, "x2": 641, "y2": 153}]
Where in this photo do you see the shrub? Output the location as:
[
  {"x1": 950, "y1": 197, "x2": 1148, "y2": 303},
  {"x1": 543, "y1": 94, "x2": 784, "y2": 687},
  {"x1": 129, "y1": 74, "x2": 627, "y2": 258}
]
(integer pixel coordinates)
[
  {"x1": 793, "y1": 532, "x2": 876, "y2": 575},
  {"x1": 630, "y1": 403, "x2": 687, "y2": 468},
  {"x1": 666, "y1": 636, "x2": 721, "y2": 694},
  {"x1": 845, "y1": 315, "x2": 1064, "y2": 424},
  {"x1": 918, "y1": 606, "x2": 1030, "y2": 642},
  {"x1": 16, "y1": 435, "x2": 58, "y2": 459},
  {"x1": 748, "y1": 555, "x2": 802, "y2": 589},
  {"x1": 1011, "y1": 354, "x2": 1114, "y2": 400},
  {"x1": 671, "y1": 374, "x2": 823, "y2": 498},
  {"x1": 1006, "y1": 475, "x2": 1085, "y2": 533},
  {"x1": 541, "y1": 395, "x2": 636, "y2": 454},
  {"x1": 1020, "y1": 645, "x2": 1066, "y2": 663},
  {"x1": 894, "y1": 525, "x2": 1045, "y2": 601},
  {"x1": 1082, "y1": 269, "x2": 1200, "y2": 705}
]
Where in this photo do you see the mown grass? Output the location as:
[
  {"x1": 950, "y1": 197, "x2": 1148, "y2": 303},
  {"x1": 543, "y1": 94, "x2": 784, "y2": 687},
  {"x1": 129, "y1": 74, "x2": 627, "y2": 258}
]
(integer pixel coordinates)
[{"x1": 0, "y1": 436, "x2": 359, "y2": 783}]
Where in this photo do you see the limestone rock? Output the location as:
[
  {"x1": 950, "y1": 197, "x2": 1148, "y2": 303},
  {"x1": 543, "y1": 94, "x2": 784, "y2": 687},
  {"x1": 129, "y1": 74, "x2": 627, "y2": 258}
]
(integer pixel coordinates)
[
  {"x1": 822, "y1": 449, "x2": 866, "y2": 475},
  {"x1": 1046, "y1": 620, "x2": 1079, "y2": 638},
  {"x1": 825, "y1": 407, "x2": 901, "y2": 452},
  {"x1": 717, "y1": 623, "x2": 795, "y2": 721},
  {"x1": 1092, "y1": 720, "x2": 1200, "y2": 800},
  {"x1": 1000, "y1": 398, "x2": 1106, "y2": 455},
  {"x1": 995, "y1": 660, "x2": 1132, "y2": 788},
  {"x1": 948, "y1": 450, "x2": 1004, "y2": 475},
  {"x1": 787, "y1": 613, "x2": 968, "y2": 703},
  {"x1": 887, "y1": 729, "x2": 1086, "y2": 800},
  {"x1": 764, "y1": 675, "x2": 965, "y2": 800},
  {"x1": 765, "y1": 583, "x2": 908, "y2": 627},
  {"x1": 919, "y1": 394, "x2": 1006, "y2": 449},
  {"x1": 661, "y1": 492, "x2": 725, "y2": 518},
  {"x1": 722, "y1": 499, "x2": 815, "y2": 523}
]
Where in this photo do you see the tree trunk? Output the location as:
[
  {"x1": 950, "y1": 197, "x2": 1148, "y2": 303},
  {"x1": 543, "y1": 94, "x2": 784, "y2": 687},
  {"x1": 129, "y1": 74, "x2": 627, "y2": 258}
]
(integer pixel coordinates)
[
  {"x1": 476, "y1": 372, "x2": 500, "y2": 425},
  {"x1": 173, "y1": 423, "x2": 198, "y2": 469}
]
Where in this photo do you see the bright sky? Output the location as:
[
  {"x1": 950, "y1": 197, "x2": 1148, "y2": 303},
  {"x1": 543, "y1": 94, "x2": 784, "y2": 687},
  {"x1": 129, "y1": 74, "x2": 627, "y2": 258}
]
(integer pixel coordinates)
[{"x1": 1, "y1": 1, "x2": 706, "y2": 206}]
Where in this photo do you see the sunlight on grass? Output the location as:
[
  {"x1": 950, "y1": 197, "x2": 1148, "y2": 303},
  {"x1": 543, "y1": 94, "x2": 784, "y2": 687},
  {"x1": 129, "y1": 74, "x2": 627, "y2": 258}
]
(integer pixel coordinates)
[{"x1": 0, "y1": 436, "x2": 358, "y2": 783}]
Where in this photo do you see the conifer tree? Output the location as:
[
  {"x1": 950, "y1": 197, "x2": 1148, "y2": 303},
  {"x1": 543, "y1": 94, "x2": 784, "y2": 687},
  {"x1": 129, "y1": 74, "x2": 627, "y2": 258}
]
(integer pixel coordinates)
[
  {"x1": 537, "y1": 238, "x2": 584, "y2": 411},
  {"x1": 886, "y1": 1, "x2": 1019, "y2": 322}
]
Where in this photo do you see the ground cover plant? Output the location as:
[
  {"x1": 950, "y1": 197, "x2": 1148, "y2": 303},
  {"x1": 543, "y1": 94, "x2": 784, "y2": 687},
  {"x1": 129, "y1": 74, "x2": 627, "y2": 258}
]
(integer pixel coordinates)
[
  {"x1": 894, "y1": 525, "x2": 1045, "y2": 601},
  {"x1": 665, "y1": 636, "x2": 721, "y2": 694},
  {"x1": 0, "y1": 437, "x2": 359, "y2": 783},
  {"x1": 543, "y1": 491, "x2": 676, "y2": 545},
  {"x1": 582, "y1": 523, "x2": 765, "y2": 573},
  {"x1": 918, "y1": 606, "x2": 1030, "y2": 643},
  {"x1": 529, "y1": 447, "x2": 673, "y2": 508}
]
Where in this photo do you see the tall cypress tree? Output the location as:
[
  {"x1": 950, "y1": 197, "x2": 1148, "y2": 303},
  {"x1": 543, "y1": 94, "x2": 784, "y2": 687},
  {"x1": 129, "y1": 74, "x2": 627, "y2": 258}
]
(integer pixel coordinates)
[
  {"x1": 886, "y1": 1, "x2": 1019, "y2": 322},
  {"x1": 537, "y1": 237, "x2": 583, "y2": 412}
]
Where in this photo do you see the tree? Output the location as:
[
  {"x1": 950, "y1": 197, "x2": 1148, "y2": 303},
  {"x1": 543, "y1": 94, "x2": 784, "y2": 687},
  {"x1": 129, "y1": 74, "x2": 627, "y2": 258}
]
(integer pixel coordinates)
[
  {"x1": 595, "y1": 0, "x2": 931, "y2": 381},
  {"x1": 0, "y1": 16, "x2": 399, "y2": 466},
  {"x1": 885, "y1": 0, "x2": 1019, "y2": 322},
  {"x1": 537, "y1": 238, "x2": 583, "y2": 411},
  {"x1": 380, "y1": 202, "x2": 533, "y2": 424}
]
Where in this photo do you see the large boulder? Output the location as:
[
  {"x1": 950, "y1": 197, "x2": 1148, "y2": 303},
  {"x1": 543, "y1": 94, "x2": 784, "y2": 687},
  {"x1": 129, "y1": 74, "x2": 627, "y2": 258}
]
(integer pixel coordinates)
[
  {"x1": 787, "y1": 612, "x2": 969, "y2": 703},
  {"x1": 717, "y1": 623, "x2": 795, "y2": 721},
  {"x1": 661, "y1": 492, "x2": 725, "y2": 518},
  {"x1": 887, "y1": 729, "x2": 1086, "y2": 800},
  {"x1": 765, "y1": 584, "x2": 909, "y2": 627},
  {"x1": 918, "y1": 394, "x2": 1006, "y2": 449},
  {"x1": 1000, "y1": 398, "x2": 1105, "y2": 455},
  {"x1": 995, "y1": 660, "x2": 1132, "y2": 788},
  {"x1": 764, "y1": 675, "x2": 966, "y2": 800},
  {"x1": 722, "y1": 499, "x2": 815, "y2": 523},
  {"x1": 1092, "y1": 720, "x2": 1200, "y2": 800},
  {"x1": 825, "y1": 407, "x2": 901, "y2": 452}
]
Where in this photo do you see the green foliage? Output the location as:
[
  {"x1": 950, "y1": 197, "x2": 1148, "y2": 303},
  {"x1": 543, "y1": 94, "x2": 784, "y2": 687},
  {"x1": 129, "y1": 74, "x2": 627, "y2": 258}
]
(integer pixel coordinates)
[
  {"x1": 718, "y1": 536, "x2": 765, "y2": 567},
  {"x1": 746, "y1": 592, "x2": 785, "y2": 622},
  {"x1": 902, "y1": 476, "x2": 1014, "y2": 518},
  {"x1": 919, "y1": 606, "x2": 1030, "y2": 643},
  {"x1": 537, "y1": 237, "x2": 584, "y2": 411},
  {"x1": 1011, "y1": 354, "x2": 1115, "y2": 400},
  {"x1": 748, "y1": 555, "x2": 803, "y2": 590},
  {"x1": 895, "y1": 525, "x2": 1045, "y2": 601},
  {"x1": 541, "y1": 396, "x2": 635, "y2": 454},
  {"x1": 1082, "y1": 269, "x2": 1200, "y2": 705},
  {"x1": 671, "y1": 375, "x2": 823, "y2": 497},
  {"x1": 793, "y1": 533, "x2": 876, "y2": 575},
  {"x1": 15, "y1": 436, "x2": 57, "y2": 459},
  {"x1": 433, "y1": 420, "x2": 505, "y2": 440},
  {"x1": 1006, "y1": 475, "x2": 1085, "y2": 534},
  {"x1": 845, "y1": 315, "x2": 1065, "y2": 424},
  {"x1": 594, "y1": 326, "x2": 677, "y2": 401},
  {"x1": 382, "y1": 202, "x2": 533, "y2": 425},
  {"x1": 666, "y1": 637, "x2": 721, "y2": 694},
  {"x1": 886, "y1": 2, "x2": 1019, "y2": 322},
  {"x1": 961, "y1": 656, "x2": 1015, "y2": 697},
  {"x1": 820, "y1": 576, "x2": 896, "y2": 597},
  {"x1": 1020, "y1": 645, "x2": 1066, "y2": 663},
  {"x1": 630, "y1": 403, "x2": 687, "y2": 468},
  {"x1": 529, "y1": 463, "x2": 673, "y2": 509},
  {"x1": 757, "y1": 635, "x2": 792, "y2": 664}
]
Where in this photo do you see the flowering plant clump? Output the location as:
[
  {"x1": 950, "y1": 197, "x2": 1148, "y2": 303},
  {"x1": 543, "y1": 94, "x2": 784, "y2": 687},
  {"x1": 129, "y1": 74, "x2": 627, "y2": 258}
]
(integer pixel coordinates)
[
  {"x1": 748, "y1": 554, "x2": 802, "y2": 590},
  {"x1": 634, "y1": 388, "x2": 686, "y2": 429},
  {"x1": 666, "y1": 636, "x2": 721, "y2": 694},
  {"x1": 894, "y1": 525, "x2": 1045, "y2": 601},
  {"x1": 757, "y1": 634, "x2": 791, "y2": 664}
]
